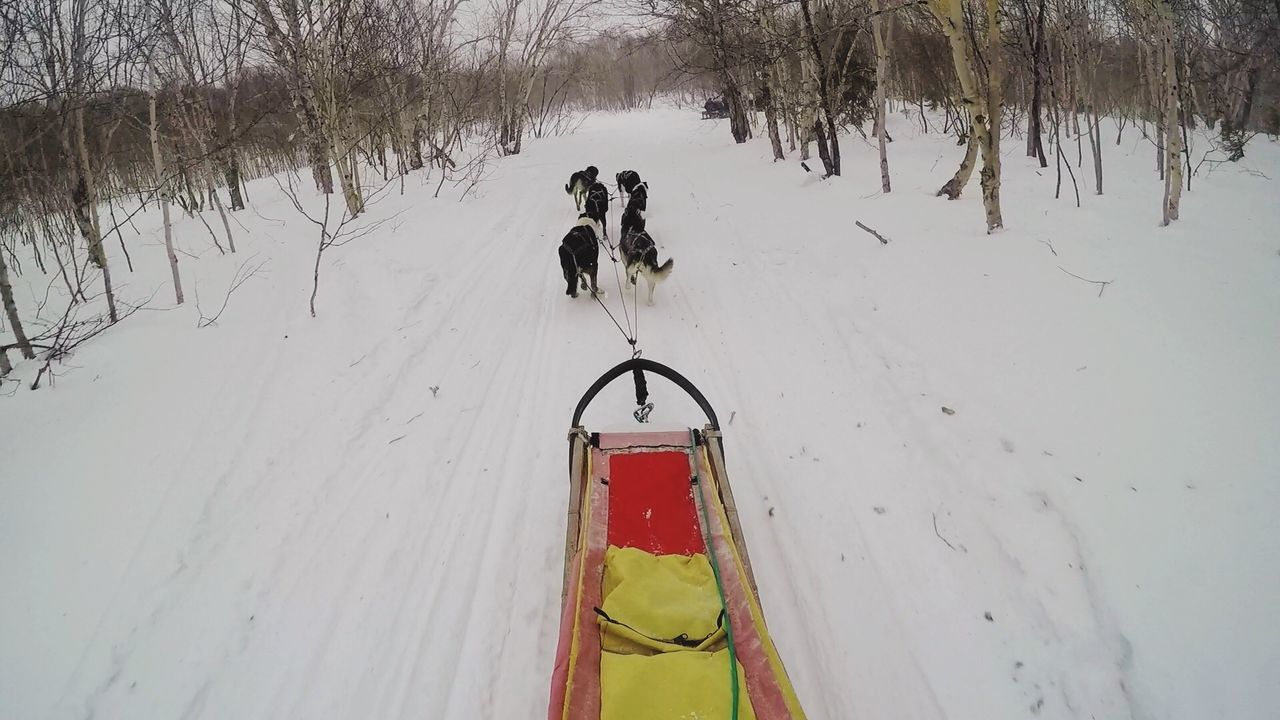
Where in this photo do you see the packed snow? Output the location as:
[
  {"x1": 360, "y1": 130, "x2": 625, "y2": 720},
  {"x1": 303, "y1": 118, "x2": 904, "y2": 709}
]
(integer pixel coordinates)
[{"x1": 2, "y1": 107, "x2": 1278, "y2": 720}]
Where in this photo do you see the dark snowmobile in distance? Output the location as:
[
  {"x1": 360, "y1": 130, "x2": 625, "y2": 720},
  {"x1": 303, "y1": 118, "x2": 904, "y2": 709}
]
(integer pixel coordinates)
[{"x1": 701, "y1": 97, "x2": 728, "y2": 119}]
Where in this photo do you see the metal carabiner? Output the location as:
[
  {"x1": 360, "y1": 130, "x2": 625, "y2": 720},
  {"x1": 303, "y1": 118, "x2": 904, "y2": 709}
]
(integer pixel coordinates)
[{"x1": 634, "y1": 402, "x2": 654, "y2": 423}]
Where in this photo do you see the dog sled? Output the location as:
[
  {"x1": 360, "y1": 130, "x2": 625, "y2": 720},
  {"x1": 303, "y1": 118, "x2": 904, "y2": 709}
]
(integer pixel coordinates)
[
  {"x1": 548, "y1": 359, "x2": 807, "y2": 719},
  {"x1": 701, "y1": 98, "x2": 729, "y2": 119}
]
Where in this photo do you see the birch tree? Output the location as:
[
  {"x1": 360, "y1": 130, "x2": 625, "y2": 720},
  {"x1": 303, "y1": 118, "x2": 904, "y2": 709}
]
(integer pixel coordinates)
[
  {"x1": 150, "y1": 93, "x2": 184, "y2": 304},
  {"x1": 1156, "y1": 2, "x2": 1183, "y2": 224},
  {"x1": 1127, "y1": 0, "x2": 1185, "y2": 223},
  {"x1": 1017, "y1": 0, "x2": 1049, "y2": 166},
  {"x1": 151, "y1": 0, "x2": 239, "y2": 249},
  {"x1": 247, "y1": 0, "x2": 336, "y2": 196},
  {"x1": 870, "y1": 0, "x2": 893, "y2": 191},
  {"x1": 796, "y1": 0, "x2": 841, "y2": 176},
  {"x1": 0, "y1": 13, "x2": 35, "y2": 363},
  {"x1": 1, "y1": 243, "x2": 35, "y2": 363},
  {"x1": 927, "y1": 0, "x2": 1004, "y2": 231},
  {"x1": 9, "y1": 0, "x2": 122, "y2": 319},
  {"x1": 491, "y1": 0, "x2": 600, "y2": 155},
  {"x1": 756, "y1": 1, "x2": 786, "y2": 161}
]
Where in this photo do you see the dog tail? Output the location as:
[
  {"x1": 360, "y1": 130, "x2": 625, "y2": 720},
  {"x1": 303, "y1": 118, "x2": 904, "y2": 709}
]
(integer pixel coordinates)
[
  {"x1": 565, "y1": 182, "x2": 571, "y2": 194},
  {"x1": 654, "y1": 257, "x2": 674, "y2": 280}
]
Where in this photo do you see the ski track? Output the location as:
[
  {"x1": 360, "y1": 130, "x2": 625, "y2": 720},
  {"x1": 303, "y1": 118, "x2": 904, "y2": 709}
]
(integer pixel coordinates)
[{"x1": 3, "y1": 108, "x2": 1278, "y2": 720}]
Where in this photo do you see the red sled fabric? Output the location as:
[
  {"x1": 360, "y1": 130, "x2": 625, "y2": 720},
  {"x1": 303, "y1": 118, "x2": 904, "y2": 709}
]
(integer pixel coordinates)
[{"x1": 607, "y1": 451, "x2": 705, "y2": 556}]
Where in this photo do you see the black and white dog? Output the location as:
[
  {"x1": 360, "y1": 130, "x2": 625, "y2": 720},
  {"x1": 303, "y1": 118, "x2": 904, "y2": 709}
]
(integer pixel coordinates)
[
  {"x1": 565, "y1": 166, "x2": 599, "y2": 211},
  {"x1": 616, "y1": 170, "x2": 643, "y2": 201},
  {"x1": 583, "y1": 181, "x2": 611, "y2": 243},
  {"x1": 559, "y1": 215, "x2": 603, "y2": 298},
  {"x1": 619, "y1": 182, "x2": 647, "y2": 238},
  {"x1": 619, "y1": 229, "x2": 674, "y2": 306}
]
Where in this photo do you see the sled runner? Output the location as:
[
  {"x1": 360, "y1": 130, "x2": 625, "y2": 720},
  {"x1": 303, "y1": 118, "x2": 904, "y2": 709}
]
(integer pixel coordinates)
[{"x1": 548, "y1": 359, "x2": 807, "y2": 719}]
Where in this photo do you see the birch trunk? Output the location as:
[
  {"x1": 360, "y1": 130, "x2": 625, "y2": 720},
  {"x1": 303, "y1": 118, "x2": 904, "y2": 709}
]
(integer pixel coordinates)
[
  {"x1": 225, "y1": 18, "x2": 246, "y2": 211},
  {"x1": 251, "y1": 0, "x2": 333, "y2": 193},
  {"x1": 723, "y1": 71, "x2": 751, "y2": 144},
  {"x1": 1091, "y1": 105, "x2": 1103, "y2": 194},
  {"x1": 223, "y1": 153, "x2": 245, "y2": 211},
  {"x1": 938, "y1": 129, "x2": 978, "y2": 198},
  {"x1": 798, "y1": 54, "x2": 818, "y2": 161},
  {"x1": 1159, "y1": 12, "x2": 1182, "y2": 225},
  {"x1": 980, "y1": 0, "x2": 1004, "y2": 230},
  {"x1": 757, "y1": 3, "x2": 786, "y2": 161},
  {"x1": 0, "y1": 247, "x2": 34, "y2": 359},
  {"x1": 209, "y1": 180, "x2": 238, "y2": 252},
  {"x1": 515, "y1": 67, "x2": 546, "y2": 155},
  {"x1": 870, "y1": 0, "x2": 892, "y2": 192},
  {"x1": 760, "y1": 73, "x2": 785, "y2": 161},
  {"x1": 1025, "y1": 0, "x2": 1048, "y2": 165},
  {"x1": 929, "y1": 0, "x2": 1004, "y2": 232},
  {"x1": 70, "y1": 106, "x2": 118, "y2": 321},
  {"x1": 774, "y1": 60, "x2": 797, "y2": 152},
  {"x1": 798, "y1": 0, "x2": 841, "y2": 175},
  {"x1": 1146, "y1": 43, "x2": 1165, "y2": 178},
  {"x1": 150, "y1": 95, "x2": 183, "y2": 304},
  {"x1": 333, "y1": 111, "x2": 364, "y2": 217}
]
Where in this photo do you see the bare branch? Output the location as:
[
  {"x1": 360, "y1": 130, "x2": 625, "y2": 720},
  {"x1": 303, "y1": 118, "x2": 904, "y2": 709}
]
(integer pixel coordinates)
[{"x1": 1057, "y1": 266, "x2": 1113, "y2": 297}]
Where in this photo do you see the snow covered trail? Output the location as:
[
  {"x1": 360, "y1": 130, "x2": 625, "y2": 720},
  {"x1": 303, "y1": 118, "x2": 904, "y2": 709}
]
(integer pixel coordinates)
[{"x1": 3, "y1": 108, "x2": 1279, "y2": 720}]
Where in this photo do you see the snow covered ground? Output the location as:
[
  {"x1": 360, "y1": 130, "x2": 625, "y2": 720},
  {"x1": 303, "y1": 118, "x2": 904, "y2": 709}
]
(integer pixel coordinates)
[{"x1": 2, "y1": 107, "x2": 1278, "y2": 720}]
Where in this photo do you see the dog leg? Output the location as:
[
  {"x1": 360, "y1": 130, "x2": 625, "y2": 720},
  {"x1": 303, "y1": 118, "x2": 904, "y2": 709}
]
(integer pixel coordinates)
[{"x1": 561, "y1": 246, "x2": 577, "y2": 297}]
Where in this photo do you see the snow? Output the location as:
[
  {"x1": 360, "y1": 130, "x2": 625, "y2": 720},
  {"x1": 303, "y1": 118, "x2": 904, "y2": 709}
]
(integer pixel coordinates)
[{"x1": 2, "y1": 107, "x2": 1279, "y2": 720}]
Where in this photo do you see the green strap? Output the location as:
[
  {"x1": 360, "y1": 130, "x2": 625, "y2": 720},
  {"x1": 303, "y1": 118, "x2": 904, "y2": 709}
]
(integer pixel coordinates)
[{"x1": 692, "y1": 439, "x2": 740, "y2": 720}]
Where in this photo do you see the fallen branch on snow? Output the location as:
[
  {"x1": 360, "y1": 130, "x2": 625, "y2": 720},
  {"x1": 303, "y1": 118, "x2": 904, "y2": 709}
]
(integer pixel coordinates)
[
  {"x1": 1057, "y1": 266, "x2": 1113, "y2": 297},
  {"x1": 932, "y1": 511, "x2": 959, "y2": 552},
  {"x1": 856, "y1": 221, "x2": 890, "y2": 245}
]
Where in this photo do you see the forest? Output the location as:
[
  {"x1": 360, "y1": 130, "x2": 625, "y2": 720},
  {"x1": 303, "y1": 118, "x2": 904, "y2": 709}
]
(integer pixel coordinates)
[{"x1": 1, "y1": 0, "x2": 1277, "y2": 372}]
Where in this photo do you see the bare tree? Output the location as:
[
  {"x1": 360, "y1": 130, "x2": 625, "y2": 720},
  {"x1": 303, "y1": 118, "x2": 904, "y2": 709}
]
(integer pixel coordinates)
[
  {"x1": 276, "y1": 173, "x2": 397, "y2": 317},
  {"x1": 643, "y1": 0, "x2": 754, "y2": 143},
  {"x1": 491, "y1": 0, "x2": 600, "y2": 155},
  {"x1": 9, "y1": 0, "x2": 125, "y2": 319}
]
